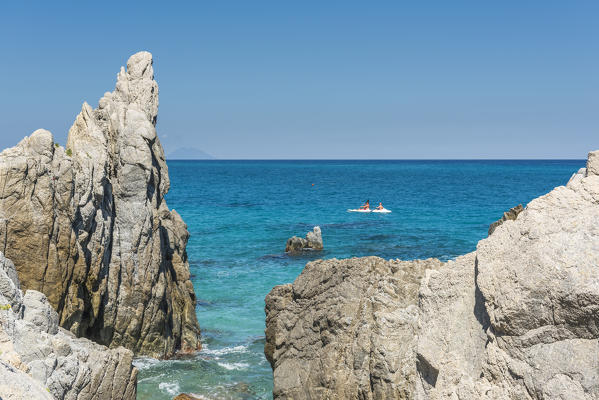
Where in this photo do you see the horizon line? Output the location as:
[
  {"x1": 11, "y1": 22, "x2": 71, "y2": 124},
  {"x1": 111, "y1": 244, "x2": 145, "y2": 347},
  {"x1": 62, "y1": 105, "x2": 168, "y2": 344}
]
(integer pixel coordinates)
[{"x1": 166, "y1": 158, "x2": 586, "y2": 161}]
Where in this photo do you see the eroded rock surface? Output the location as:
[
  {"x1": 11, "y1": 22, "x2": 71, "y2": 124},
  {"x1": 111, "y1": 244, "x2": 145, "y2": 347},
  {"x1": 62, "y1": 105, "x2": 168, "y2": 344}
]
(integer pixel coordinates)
[
  {"x1": 0, "y1": 252, "x2": 137, "y2": 400},
  {"x1": 265, "y1": 256, "x2": 441, "y2": 399},
  {"x1": 266, "y1": 150, "x2": 599, "y2": 399},
  {"x1": 0, "y1": 51, "x2": 200, "y2": 358}
]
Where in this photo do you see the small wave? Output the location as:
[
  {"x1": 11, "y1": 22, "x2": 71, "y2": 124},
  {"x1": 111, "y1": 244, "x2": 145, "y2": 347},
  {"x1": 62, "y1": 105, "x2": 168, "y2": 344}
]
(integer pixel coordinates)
[
  {"x1": 159, "y1": 382, "x2": 181, "y2": 396},
  {"x1": 366, "y1": 234, "x2": 395, "y2": 240},
  {"x1": 258, "y1": 253, "x2": 289, "y2": 260},
  {"x1": 217, "y1": 362, "x2": 249, "y2": 370},
  {"x1": 202, "y1": 345, "x2": 248, "y2": 356},
  {"x1": 132, "y1": 357, "x2": 160, "y2": 370},
  {"x1": 222, "y1": 201, "x2": 262, "y2": 208}
]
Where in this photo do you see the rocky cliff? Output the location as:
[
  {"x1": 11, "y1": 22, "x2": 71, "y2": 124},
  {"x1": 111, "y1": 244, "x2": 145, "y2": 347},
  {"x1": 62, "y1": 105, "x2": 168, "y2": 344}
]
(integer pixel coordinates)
[
  {"x1": 265, "y1": 150, "x2": 599, "y2": 399},
  {"x1": 0, "y1": 51, "x2": 200, "y2": 358},
  {"x1": 0, "y1": 252, "x2": 137, "y2": 399}
]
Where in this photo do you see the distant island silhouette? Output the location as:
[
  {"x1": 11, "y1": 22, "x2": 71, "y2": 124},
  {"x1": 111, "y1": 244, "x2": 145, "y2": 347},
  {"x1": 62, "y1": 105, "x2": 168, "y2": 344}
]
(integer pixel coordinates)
[{"x1": 167, "y1": 147, "x2": 214, "y2": 160}]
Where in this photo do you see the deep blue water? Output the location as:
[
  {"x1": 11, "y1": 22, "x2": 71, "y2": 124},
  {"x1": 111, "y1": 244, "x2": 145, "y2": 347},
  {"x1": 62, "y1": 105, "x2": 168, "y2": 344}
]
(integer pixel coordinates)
[{"x1": 136, "y1": 160, "x2": 583, "y2": 399}]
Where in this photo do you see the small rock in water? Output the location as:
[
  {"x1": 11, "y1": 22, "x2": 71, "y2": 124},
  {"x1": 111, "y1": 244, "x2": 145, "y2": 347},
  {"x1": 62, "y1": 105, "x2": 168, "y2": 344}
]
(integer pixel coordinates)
[{"x1": 285, "y1": 226, "x2": 323, "y2": 253}]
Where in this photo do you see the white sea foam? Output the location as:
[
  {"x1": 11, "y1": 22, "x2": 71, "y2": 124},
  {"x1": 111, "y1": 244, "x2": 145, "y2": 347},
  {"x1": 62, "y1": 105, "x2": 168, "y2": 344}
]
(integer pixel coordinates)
[
  {"x1": 137, "y1": 373, "x2": 165, "y2": 384},
  {"x1": 159, "y1": 382, "x2": 181, "y2": 396},
  {"x1": 201, "y1": 344, "x2": 248, "y2": 356},
  {"x1": 132, "y1": 357, "x2": 161, "y2": 370},
  {"x1": 217, "y1": 362, "x2": 250, "y2": 370}
]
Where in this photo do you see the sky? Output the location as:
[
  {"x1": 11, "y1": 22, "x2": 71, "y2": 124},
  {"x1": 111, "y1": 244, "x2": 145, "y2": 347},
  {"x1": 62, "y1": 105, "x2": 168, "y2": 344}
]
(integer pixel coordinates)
[{"x1": 0, "y1": 1, "x2": 597, "y2": 159}]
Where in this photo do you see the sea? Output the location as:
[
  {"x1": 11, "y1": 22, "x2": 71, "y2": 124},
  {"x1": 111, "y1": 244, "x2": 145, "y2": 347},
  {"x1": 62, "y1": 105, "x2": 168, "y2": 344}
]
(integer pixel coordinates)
[{"x1": 135, "y1": 159, "x2": 583, "y2": 399}]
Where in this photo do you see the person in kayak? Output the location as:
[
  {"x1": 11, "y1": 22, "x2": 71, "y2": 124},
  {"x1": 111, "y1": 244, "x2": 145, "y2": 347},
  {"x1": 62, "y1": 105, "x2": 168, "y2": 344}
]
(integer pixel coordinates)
[
  {"x1": 360, "y1": 200, "x2": 370, "y2": 210},
  {"x1": 376, "y1": 202, "x2": 384, "y2": 210}
]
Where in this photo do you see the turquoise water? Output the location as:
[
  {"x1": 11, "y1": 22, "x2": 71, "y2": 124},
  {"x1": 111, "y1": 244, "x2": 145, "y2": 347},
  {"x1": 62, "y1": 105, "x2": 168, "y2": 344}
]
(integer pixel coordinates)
[{"x1": 136, "y1": 160, "x2": 583, "y2": 399}]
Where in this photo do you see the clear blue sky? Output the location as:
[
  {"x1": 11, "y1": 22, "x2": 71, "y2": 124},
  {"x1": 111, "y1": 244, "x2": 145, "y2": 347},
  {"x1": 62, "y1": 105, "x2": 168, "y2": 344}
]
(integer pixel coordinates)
[{"x1": 1, "y1": 1, "x2": 597, "y2": 159}]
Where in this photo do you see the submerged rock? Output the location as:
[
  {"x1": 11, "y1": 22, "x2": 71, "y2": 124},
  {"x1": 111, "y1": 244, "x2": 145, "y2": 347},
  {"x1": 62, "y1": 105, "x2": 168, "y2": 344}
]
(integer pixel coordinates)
[
  {"x1": 173, "y1": 394, "x2": 203, "y2": 400},
  {"x1": 285, "y1": 226, "x2": 323, "y2": 253},
  {"x1": 0, "y1": 252, "x2": 137, "y2": 400},
  {"x1": 266, "y1": 150, "x2": 599, "y2": 399},
  {"x1": 0, "y1": 52, "x2": 200, "y2": 358},
  {"x1": 488, "y1": 204, "x2": 523, "y2": 235}
]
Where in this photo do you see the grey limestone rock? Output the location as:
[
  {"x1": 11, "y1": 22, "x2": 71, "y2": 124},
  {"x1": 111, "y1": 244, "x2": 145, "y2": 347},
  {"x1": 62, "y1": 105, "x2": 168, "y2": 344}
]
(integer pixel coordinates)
[
  {"x1": 0, "y1": 252, "x2": 137, "y2": 400},
  {"x1": 0, "y1": 51, "x2": 200, "y2": 358}
]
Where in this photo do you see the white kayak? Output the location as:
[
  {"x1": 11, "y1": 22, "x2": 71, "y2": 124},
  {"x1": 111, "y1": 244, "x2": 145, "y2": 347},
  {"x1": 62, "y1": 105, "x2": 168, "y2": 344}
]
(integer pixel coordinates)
[
  {"x1": 373, "y1": 208, "x2": 392, "y2": 213},
  {"x1": 347, "y1": 209, "x2": 372, "y2": 213}
]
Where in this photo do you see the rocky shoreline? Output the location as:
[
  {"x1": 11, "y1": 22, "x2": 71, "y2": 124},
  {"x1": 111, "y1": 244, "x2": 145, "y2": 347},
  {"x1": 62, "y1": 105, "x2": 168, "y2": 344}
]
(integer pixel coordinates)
[
  {"x1": 265, "y1": 150, "x2": 599, "y2": 399},
  {"x1": 0, "y1": 51, "x2": 595, "y2": 400},
  {"x1": 0, "y1": 52, "x2": 200, "y2": 399}
]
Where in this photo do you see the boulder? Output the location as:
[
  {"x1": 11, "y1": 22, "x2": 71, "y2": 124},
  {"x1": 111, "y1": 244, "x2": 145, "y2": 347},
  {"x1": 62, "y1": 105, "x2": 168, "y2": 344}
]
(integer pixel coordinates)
[
  {"x1": 265, "y1": 256, "x2": 441, "y2": 399},
  {"x1": 0, "y1": 252, "x2": 137, "y2": 400},
  {"x1": 0, "y1": 51, "x2": 200, "y2": 358},
  {"x1": 22, "y1": 290, "x2": 59, "y2": 335},
  {"x1": 285, "y1": 226, "x2": 323, "y2": 253}
]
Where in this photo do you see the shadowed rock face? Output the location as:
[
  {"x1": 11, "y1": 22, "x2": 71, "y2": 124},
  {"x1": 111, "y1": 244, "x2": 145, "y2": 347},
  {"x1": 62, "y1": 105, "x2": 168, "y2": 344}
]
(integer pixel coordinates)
[
  {"x1": 266, "y1": 150, "x2": 599, "y2": 399},
  {"x1": 0, "y1": 252, "x2": 137, "y2": 400},
  {"x1": 0, "y1": 51, "x2": 200, "y2": 358}
]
